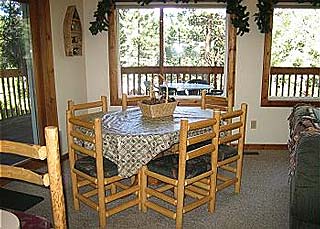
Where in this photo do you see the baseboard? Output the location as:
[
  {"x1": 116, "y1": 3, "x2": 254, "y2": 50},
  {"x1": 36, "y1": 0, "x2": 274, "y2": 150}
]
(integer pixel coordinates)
[{"x1": 244, "y1": 144, "x2": 288, "y2": 150}]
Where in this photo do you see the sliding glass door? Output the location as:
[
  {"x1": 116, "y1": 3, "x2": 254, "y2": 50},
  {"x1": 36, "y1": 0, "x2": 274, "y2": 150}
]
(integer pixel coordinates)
[{"x1": 0, "y1": 0, "x2": 38, "y2": 164}]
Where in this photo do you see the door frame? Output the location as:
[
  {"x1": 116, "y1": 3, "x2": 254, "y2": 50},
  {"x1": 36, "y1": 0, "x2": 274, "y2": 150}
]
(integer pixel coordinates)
[{"x1": 28, "y1": 0, "x2": 58, "y2": 144}]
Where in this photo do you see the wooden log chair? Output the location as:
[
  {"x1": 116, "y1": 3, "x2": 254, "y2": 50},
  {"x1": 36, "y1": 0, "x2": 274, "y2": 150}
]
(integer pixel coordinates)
[
  {"x1": 201, "y1": 90, "x2": 232, "y2": 112},
  {"x1": 68, "y1": 95, "x2": 108, "y2": 117},
  {"x1": 66, "y1": 98, "x2": 140, "y2": 228},
  {"x1": 141, "y1": 113, "x2": 220, "y2": 229},
  {"x1": 121, "y1": 93, "x2": 150, "y2": 111},
  {"x1": 0, "y1": 126, "x2": 67, "y2": 229},
  {"x1": 196, "y1": 103, "x2": 248, "y2": 208}
]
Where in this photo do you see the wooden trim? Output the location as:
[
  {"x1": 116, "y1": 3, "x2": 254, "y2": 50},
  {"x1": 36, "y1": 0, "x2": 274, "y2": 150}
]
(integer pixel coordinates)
[
  {"x1": 110, "y1": 8, "x2": 234, "y2": 106},
  {"x1": 226, "y1": 14, "x2": 236, "y2": 108},
  {"x1": 260, "y1": 10, "x2": 320, "y2": 108},
  {"x1": 109, "y1": 7, "x2": 120, "y2": 106},
  {"x1": 29, "y1": 0, "x2": 58, "y2": 144},
  {"x1": 244, "y1": 144, "x2": 288, "y2": 150}
]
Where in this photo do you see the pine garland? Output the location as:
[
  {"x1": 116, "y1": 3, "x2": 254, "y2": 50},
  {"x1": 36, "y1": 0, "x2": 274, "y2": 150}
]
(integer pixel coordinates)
[
  {"x1": 89, "y1": 0, "x2": 319, "y2": 36},
  {"x1": 254, "y1": 0, "x2": 319, "y2": 34}
]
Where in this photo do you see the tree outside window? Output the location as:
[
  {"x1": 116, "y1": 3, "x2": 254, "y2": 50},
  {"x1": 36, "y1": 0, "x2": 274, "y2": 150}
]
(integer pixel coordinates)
[{"x1": 261, "y1": 7, "x2": 320, "y2": 107}]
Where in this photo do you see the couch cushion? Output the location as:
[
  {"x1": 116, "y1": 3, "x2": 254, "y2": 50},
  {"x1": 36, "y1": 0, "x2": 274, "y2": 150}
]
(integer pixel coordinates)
[{"x1": 74, "y1": 156, "x2": 118, "y2": 178}]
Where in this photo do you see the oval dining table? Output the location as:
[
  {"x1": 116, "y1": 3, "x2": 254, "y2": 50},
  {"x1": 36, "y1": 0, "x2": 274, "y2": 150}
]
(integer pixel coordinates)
[{"x1": 81, "y1": 106, "x2": 215, "y2": 178}]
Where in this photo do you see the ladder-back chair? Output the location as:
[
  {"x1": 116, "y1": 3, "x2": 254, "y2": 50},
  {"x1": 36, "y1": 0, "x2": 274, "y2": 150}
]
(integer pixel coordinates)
[
  {"x1": 68, "y1": 95, "x2": 108, "y2": 116},
  {"x1": 122, "y1": 93, "x2": 150, "y2": 111},
  {"x1": 141, "y1": 113, "x2": 220, "y2": 229},
  {"x1": 194, "y1": 103, "x2": 248, "y2": 208},
  {"x1": 214, "y1": 103, "x2": 247, "y2": 193},
  {"x1": 66, "y1": 98, "x2": 140, "y2": 228},
  {"x1": 201, "y1": 90, "x2": 232, "y2": 112},
  {"x1": 0, "y1": 126, "x2": 67, "y2": 229}
]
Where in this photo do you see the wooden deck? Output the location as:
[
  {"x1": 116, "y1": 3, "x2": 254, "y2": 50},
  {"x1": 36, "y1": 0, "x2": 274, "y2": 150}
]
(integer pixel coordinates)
[
  {"x1": 0, "y1": 114, "x2": 34, "y2": 143},
  {"x1": 0, "y1": 114, "x2": 34, "y2": 165}
]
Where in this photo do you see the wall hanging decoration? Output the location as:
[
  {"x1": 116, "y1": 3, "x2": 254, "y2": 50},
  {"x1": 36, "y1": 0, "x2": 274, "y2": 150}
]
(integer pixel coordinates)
[{"x1": 63, "y1": 6, "x2": 82, "y2": 56}]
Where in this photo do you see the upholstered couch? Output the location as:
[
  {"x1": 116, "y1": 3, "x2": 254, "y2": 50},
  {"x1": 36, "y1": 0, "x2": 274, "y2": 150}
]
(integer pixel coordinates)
[{"x1": 288, "y1": 104, "x2": 320, "y2": 228}]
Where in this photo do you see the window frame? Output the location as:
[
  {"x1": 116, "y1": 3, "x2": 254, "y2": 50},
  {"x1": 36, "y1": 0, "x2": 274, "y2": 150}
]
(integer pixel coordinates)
[
  {"x1": 261, "y1": 7, "x2": 320, "y2": 107},
  {"x1": 108, "y1": 4, "x2": 236, "y2": 108}
]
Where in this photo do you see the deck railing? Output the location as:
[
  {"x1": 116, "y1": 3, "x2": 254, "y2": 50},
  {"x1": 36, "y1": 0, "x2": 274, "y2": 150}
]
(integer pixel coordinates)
[
  {"x1": 269, "y1": 67, "x2": 320, "y2": 98},
  {"x1": 121, "y1": 66, "x2": 225, "y2": 95},
  {"x1": 0, "y1": 69, "x2": 31, "y2": 120}
]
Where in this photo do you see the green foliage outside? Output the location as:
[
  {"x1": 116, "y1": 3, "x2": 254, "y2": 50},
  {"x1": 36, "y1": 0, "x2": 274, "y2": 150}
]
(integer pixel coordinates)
[
  {"x1": 0, "y1": 0, "x2": 29, "y2": 71},
  {"x1": 271, "y1": 8, "x2": 320, "y2": 67},
  {"x1": 119, "y1": 8, "x2": 226, "y2": 67}
]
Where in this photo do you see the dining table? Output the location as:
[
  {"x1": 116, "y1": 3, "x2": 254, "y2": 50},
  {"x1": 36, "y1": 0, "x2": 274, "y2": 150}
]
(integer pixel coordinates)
[{"x1": 80, "y1": 106, "x2": 215, "y2": 178}]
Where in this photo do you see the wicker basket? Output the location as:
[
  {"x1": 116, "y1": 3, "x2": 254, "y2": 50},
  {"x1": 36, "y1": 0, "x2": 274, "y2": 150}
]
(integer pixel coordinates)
[{"x1": 138, "y1": 101, "x2": 177, "y2": 118}]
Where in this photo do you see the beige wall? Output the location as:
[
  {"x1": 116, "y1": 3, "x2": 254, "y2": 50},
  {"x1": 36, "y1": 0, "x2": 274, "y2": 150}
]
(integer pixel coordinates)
[
  {"x1": 50, "y1": 0, "x2": 87, "y2": 153},
  {"x1": 51, "y1": 0, "x2": 292, "y2": 153},
  {"x1": 83, "y1": 1, "x2": 110, "y2": 103},
  {"x1": 236, "y1": 0, "x2": 290, "y2": 144}
]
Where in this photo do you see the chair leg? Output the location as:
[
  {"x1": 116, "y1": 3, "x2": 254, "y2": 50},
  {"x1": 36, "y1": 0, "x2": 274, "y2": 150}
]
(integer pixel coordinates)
[
  {"x1": 235, "y1": 158, "x2": 243, "y2": 193},
  {"x1": 70, "y1": 171, "x2": 80, "y2": 210},
  {"x1": 98, "y1": 182, "x2": 106, "y2": 228},
  {"x1": 137, "y1": 171, "x2": 141, "y2": 211},
  {"x1": 175, "y1": 182, "x2": 185, "y2": 229},
  {"x1": 208, "y1": 172, "x2": 217, "y2": 213},
  {"x1": 141, "y1": 166, "x2": 147, "y2": 213}
]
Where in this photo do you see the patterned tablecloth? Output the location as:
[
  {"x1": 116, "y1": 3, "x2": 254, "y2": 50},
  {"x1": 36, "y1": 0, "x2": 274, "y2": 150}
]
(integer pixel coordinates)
[{"x1": 82, "y1": 107, "x2": 214, "y2": 178}]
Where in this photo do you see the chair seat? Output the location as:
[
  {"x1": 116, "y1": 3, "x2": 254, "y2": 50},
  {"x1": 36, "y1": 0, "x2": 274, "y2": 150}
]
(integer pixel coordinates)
[
  {"x1": 74, "y1": 156, "x2": 118, "y2": 178},
  {"x1": 187, "y1": 141, "x2": 238, "y2": 161},
  {"x1": 218, "y1": 144, "x2": 238, "y2": 161},
  {"x1": 147, "y1": 154, "x2": 210, "y2": 179}
]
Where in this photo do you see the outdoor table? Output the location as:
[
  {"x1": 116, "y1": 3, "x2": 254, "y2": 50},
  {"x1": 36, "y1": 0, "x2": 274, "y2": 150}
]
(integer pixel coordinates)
[
  {"x1": 82, "y1": 106, "x2": 214, "y2": 178},
  {"x1": 159, "y1": 82, "x2": 213, "y2": 94}
]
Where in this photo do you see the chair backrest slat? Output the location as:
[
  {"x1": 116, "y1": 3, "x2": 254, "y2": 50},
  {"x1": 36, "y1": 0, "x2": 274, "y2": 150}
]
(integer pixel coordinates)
[
  {"x1": 70, "y1": 130, "x2": 95, "y2": 143},
  {"x1": 188, "y1": 118, "x2": 216, "y2": 131},
  {"x1": 69, "y1": 117, "x2": 94, "y2": 130},
  {"x1": 179, "y1": 111, "x2": 220, "y2": 165},
  {"x1": 68, "y1": 96, "x2": 108, "y2": 115},
  {"x1": 187, "y1": 144, "x2": 215, "y2": 160},
  {"x1": 0, "y1": 141, "x2": 45, "y2": 160},
  {"x1": 187, "y1": 132, "x2": 216, "y2": 146},
  {"x1": 71, "y1": 143, "x2": 96, "y2": 158},
  {"x1": 201, "y1": 90, "x2": 229, "y2": 111},
  {"x1": 220, "y1": 121, "x2": 243, "y2": 132},
  {"x1": 122, "y1": 94, "x2": 150, "y2": 111},
  {"x1": 0, "y1": 126, "x2": 67, "y2": 229},
  {"x1": 0, "y1": 165, "x2": 46, "y2": 186},
  {"x1": 218, "y1": 103, "x2": 247, "y2": 146}
]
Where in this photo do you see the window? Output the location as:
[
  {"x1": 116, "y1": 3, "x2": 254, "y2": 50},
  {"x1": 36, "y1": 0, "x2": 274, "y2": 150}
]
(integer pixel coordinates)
[
  {"x1": 261, "y1": 7, "x2": 320, "y2": 107},
  {"x1": 115, "y1": 5, "x2": 233, "y2": 105}
]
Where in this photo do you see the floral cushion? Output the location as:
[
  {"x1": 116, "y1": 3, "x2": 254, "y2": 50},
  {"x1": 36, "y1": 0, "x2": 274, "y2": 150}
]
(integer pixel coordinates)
[
  {"x1": 74, "y1": 156, "x2": 118, "y2": 178},
  {"x1": 147, "y1": 154, "x2": 210, "y2": 179}
]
